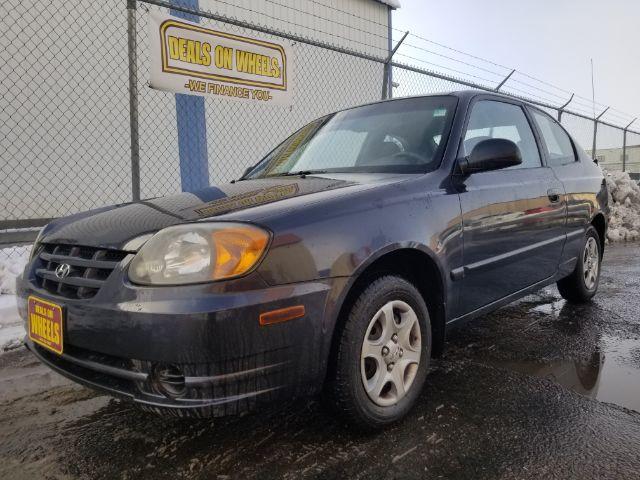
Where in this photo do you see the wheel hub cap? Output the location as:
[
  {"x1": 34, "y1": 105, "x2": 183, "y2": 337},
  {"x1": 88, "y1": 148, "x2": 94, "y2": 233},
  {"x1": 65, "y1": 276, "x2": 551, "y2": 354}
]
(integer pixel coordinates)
[
  {"x1": 583, "y1": 237, "x2": 599, "y2": 290},
  {"x1": 360, "y1": 300, "x2": 422, "y2": 407},
  {"x1": 385, "y1": 344, "x2": 401, "y2": 364}
]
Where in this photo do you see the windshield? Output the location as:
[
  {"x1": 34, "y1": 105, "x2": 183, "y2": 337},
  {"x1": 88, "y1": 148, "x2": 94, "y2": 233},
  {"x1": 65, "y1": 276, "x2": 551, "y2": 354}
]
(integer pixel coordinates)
[{"x1": 245, "y1": 96, "x2": 458, "y2": 178}]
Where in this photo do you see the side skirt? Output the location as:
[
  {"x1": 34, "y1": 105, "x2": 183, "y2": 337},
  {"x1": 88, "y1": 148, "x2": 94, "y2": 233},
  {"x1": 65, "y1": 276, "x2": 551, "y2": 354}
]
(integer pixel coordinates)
[{"x1": 445, "y1": 271, "x2": 566, "y2": 329}]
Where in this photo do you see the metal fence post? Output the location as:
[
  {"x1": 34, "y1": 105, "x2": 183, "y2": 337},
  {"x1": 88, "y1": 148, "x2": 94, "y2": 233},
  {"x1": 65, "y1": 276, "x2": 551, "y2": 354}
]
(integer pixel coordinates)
[
  {"x1": 495, "y1": 69, "x2": 515, "y2": 92},
  {"x1": 623, "y1": 129, "x2": 627, "y2": 172},
  {"x1": 386, "y1": 7, "x2": 393, "y2": 99},
  {"x1": 592, "y1": 106, "x2": 610, "y2": 160},
  {"x1": 127, "y1": 0, "x2": 141, "y2": 201},
  {"x1": 622, "y1": 118, "x2": 636, "y2": 172},
  {"x1": 557, "y1": 93, "x2": 574, "y2": 123},
  {"x1": 591, "y1": 119, "x2": 597, "y2": 159},
  {"x1": 381, "y1": 31, "x2": 408, "y2": 100}
]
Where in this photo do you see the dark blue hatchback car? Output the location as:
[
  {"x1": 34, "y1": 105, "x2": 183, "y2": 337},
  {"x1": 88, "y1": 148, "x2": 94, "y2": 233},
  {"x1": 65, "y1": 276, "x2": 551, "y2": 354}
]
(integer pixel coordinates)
[{"x1": 18, "y1": 91, "x2": 608, "y2": 429}]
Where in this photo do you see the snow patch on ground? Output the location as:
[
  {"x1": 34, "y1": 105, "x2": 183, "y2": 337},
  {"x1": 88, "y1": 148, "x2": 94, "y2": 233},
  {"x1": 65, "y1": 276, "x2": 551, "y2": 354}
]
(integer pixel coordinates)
[
  {"x1": 0, "y1": 246, "x2": 30, "y2": 295},
  {"x1": 605, "y1": 171, "x2": 640, "y2": 242},
  {"x1": 1, "y1": 247, "x2": 29, "y2": 352},
  {"x1": 0, "y1": 294, "x2": 23, "y2": 353}
]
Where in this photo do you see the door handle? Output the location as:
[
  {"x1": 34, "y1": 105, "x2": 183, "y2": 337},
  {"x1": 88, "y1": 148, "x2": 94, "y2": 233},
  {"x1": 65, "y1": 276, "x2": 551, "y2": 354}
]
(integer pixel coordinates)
[{"x1": 547, "y1": 188, "x2": 561, "y2": 203}]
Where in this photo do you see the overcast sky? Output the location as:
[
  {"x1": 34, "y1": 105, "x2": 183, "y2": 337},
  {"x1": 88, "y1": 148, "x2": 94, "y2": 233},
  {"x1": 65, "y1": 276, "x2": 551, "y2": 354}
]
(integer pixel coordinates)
[{"x1": 392, "y1": 0, "x2": 640, "y2": 125}]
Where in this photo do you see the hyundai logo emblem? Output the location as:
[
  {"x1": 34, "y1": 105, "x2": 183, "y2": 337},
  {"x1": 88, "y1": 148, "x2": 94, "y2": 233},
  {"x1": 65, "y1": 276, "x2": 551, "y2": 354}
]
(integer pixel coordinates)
[{"x1": 55, "y1": 263, "x2": 71, "y2": 279}]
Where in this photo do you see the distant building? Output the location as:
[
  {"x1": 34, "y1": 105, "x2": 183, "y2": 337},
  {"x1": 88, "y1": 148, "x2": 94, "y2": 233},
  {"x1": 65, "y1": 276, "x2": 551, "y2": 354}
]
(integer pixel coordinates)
[{"x1": 594, "y1": 144, "x2": 640, "y2": 175}]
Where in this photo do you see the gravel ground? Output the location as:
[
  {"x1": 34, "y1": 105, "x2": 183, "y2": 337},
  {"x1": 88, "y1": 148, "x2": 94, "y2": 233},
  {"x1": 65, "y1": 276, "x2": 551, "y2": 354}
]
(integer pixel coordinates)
[{"x1": 1, "y1": 243, "x2": 639, "y2": 480}]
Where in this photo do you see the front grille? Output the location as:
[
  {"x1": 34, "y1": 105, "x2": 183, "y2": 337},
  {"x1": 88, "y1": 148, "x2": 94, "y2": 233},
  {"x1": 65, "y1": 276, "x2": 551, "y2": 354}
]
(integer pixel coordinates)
[{"x1": 34, "y1": 243, "x2": 128, "y2": 299}]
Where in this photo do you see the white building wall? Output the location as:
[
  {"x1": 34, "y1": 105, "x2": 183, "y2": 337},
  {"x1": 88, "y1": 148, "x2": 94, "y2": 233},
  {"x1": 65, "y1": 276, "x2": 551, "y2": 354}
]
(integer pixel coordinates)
[{"x1": 199, "y1": 0, "x2": 389, "y2": 56}]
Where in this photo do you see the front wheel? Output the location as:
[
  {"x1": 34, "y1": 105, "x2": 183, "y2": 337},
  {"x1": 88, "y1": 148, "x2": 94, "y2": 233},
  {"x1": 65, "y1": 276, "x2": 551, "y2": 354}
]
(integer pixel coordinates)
[
  {"x1": 557, "y1": 225, "x2": 602, "y2": 303},
  {"x1": 326, "y1": 275, "x2": 431, "y2": 430}
]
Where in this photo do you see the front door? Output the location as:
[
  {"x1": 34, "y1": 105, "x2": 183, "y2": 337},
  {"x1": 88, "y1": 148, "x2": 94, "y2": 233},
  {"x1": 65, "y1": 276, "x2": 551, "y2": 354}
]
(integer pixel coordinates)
[{"x1": 454, "y1": 99, "x2": 566, "y2": 317}]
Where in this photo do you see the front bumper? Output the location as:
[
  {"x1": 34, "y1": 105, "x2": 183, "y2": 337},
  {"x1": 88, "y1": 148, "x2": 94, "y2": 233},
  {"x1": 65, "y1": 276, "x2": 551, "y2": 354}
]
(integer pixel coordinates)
[{"x1": 18, "y1": 269, "x2": 341, "y2": 416}]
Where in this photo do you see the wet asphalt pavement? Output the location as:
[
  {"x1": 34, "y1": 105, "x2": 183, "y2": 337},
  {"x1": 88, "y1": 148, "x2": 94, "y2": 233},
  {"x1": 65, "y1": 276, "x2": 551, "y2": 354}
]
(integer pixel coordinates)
[{"x1": 1, "y1": 243, "x2": 640, "y2": 480}]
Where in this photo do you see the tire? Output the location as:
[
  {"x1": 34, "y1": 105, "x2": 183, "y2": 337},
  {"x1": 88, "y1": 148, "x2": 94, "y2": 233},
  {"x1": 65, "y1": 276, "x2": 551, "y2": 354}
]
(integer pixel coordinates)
[
  {"x1": 326, "y1": 275, "x2": 432, "y2": 430},
  {"x1": 557, "y1": 225, "x2": 602, "y2": 303}
]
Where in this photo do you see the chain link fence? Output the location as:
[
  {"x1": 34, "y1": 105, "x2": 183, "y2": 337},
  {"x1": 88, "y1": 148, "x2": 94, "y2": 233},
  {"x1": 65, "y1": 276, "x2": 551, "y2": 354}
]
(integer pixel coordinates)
[
  {"x1": 2, "y1": 0, "x2": 640, "y2": 261},
  {"x1": 1, "y1": 0, "x2": 132, "y2": 245}
]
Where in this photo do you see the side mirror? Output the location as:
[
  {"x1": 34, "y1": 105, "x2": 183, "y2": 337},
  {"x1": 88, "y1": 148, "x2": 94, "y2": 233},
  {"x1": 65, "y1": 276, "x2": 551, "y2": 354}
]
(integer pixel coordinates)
[{"x1": 459, "y1": 138, "x2": 522, "y2": 174}]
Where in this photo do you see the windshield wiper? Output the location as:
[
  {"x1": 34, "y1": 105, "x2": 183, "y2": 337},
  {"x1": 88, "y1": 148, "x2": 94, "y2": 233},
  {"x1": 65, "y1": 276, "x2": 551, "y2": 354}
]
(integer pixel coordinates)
[{"x1": 267, "y1": 170, "x2": 329, "y2": 178}]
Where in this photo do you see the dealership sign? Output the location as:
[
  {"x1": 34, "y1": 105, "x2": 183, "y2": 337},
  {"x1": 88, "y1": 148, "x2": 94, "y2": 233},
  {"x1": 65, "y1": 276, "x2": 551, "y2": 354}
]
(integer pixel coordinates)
[{"x1": 149, "y1": 12, "x2": 292, "y2": 104}]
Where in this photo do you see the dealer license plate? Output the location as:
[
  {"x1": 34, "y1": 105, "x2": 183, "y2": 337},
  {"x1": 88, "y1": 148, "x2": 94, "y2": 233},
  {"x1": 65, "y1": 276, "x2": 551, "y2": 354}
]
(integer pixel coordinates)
[{"x1": 28, "y1": 295, "x2": 64, "y2": 355}]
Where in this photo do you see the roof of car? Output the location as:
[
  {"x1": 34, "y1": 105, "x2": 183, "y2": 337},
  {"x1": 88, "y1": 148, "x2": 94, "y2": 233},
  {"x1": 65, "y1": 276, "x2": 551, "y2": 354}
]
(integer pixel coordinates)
[
  {"x1": 322, "y1": 90, "x2": 541, "y2": 122},
  {"x1": 348, "y1": 90, "x2": 528, "y2": 111},
  {"x1": 446, "y1": 90, "x2": 524, "y2": 102}
]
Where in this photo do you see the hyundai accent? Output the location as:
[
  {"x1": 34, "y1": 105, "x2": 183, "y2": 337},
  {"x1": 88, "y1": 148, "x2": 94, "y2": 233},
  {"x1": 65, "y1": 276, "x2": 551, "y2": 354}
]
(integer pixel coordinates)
[{"x1": 17, "y1": 91, "x2": 608, "y2": 429}]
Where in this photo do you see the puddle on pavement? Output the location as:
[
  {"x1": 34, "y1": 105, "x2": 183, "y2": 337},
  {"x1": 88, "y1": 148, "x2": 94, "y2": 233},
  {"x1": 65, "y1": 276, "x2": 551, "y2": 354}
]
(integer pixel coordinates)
[
  {"x1": 495, "y1": 334, "x2": 640, "y2": 413},
  {"x1": 528, "y1": 298, "x2": 567, "y2": 317}
]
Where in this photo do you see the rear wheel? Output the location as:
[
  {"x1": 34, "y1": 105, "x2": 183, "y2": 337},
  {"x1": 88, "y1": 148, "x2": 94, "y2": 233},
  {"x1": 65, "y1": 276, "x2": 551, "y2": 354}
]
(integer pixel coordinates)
[
  {"x1": 327, "y1": 275, "x2": 431, "y2": 430},
  {"x1": 557, "y1": 225, "x2": 601, "y2": 303}
]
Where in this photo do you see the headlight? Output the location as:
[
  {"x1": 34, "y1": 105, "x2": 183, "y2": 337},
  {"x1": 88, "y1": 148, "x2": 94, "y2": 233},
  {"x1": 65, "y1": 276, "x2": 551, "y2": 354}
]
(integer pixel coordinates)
[{"x1": 128, "y1": 223, "x2": 270, "y2": 285}]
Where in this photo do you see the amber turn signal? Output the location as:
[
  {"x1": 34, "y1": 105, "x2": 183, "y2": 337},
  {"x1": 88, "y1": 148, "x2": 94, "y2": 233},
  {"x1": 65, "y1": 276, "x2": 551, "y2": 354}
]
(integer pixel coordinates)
[
  {"x1": 212, "y1": 225, "x2": 270, "y2": 280},
  {"x1": 259, "y1": 305, "x2": 306, "y2": 326}
]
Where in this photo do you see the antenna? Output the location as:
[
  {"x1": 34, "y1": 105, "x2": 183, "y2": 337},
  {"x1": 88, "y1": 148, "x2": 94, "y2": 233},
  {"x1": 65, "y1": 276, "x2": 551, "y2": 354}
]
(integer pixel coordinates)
[{"x1": 590, "y1": 58, "x2": 596, "y2": 118}]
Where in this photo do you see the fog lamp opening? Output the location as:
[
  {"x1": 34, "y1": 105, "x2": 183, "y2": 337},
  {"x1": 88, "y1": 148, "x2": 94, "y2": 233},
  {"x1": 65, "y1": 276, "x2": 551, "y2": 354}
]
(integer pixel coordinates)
[{"x1": 151, "y1": 363, "x2": 186, "y2": 398}]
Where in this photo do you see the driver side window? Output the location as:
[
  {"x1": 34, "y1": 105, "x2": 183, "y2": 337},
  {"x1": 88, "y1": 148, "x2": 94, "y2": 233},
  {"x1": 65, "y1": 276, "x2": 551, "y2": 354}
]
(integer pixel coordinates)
[{"x1": 463, "y1": 100, "x2": 542, "y2": 169}]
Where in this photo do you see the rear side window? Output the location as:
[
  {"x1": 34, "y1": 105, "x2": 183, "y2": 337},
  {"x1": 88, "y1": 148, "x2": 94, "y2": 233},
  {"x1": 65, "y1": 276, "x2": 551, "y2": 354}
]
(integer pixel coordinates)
[
  {"x1": 463, "y1": 100, "x2": 542, "y2": 169},
  {"x1": 531, "y1": 110, "x2": 576, "y2": 166}
]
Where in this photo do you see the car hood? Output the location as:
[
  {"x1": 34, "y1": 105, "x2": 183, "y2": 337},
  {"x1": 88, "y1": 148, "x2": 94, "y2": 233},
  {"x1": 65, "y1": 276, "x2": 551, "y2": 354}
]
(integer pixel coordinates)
[{"x1": 39, "y1": 173, "x2": 411, "y2": 251}]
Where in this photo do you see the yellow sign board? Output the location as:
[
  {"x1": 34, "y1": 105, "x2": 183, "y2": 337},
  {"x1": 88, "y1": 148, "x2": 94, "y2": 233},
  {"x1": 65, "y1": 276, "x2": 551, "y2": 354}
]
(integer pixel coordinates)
[{"x1": 150, "y1": 12, "x2": 293, "y2": 104}]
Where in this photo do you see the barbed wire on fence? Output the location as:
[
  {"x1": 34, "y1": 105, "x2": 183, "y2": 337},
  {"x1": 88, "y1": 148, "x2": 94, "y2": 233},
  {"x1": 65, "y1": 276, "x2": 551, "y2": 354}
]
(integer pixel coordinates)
[{"x1": 391, "y1": 29, "x2": 639, "y2": 127}]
